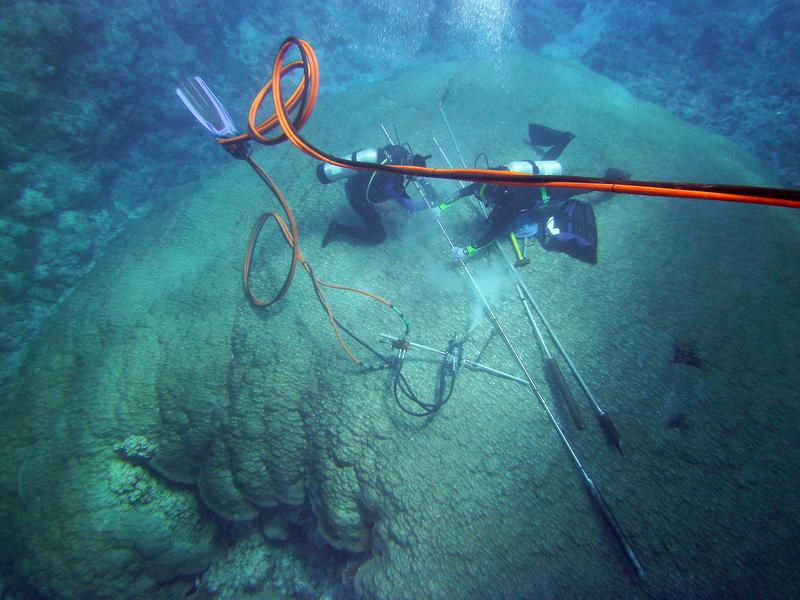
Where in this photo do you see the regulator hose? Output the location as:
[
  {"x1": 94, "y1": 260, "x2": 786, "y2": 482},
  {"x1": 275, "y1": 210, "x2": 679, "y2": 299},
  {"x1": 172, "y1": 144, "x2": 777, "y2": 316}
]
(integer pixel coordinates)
[{"x1": 392, "y1": 334, "x2": 465, "y2": 417}]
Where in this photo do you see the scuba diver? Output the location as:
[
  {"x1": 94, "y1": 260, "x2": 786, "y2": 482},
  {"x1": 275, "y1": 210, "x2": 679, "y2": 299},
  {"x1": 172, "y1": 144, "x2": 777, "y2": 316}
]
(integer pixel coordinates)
[
  {"x1": 317, "y1": 144, "x2": 432, "y2": 247},
  {"x1": 438, "y1": 123, "x2": 630, "y2": 265}
]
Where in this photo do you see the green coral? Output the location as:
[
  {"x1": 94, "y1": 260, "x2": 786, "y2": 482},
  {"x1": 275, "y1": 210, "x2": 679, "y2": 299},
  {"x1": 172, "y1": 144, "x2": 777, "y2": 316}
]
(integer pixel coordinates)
[{"x1": 107, "y1": 461, "x2": 154, "y2": 506}]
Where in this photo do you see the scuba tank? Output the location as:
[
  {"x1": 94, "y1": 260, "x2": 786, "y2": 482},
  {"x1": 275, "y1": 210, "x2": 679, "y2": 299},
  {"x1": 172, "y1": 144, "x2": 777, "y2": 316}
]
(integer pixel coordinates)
[
  {"x1": 316, "y1": 148, "x2": 380, "y2": 184},
  {"x1": 469, "y1": 160, "x2": 562, "y2": 205},
  {"x1": 505, "y1": 160, "x2": 562, "y2": 176}
]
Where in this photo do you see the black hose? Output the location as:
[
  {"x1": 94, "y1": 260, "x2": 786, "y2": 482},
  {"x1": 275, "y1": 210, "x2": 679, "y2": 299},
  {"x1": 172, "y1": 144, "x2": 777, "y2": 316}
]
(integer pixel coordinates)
[
  {"x1": 332, "y1": 312, "x2": 465, "y2": 418},
  {"x1": 393, "y1": 335, "x2": 465, "y2": 417},
  {"x1": 474, "y1": 152, "x2": 491, "y2": 169},
  {"x1": 333, "y1": 319, "x2": 393, "y2": 372}
]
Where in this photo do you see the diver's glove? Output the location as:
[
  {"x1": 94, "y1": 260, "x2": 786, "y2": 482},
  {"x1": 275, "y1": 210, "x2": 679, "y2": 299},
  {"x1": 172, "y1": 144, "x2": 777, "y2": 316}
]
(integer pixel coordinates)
[
  {"x1": 451, "y1": 245, "x2": 478, "y2": 260},
  {"x1": 451, "y1": 246, "x2": 467, "y2": 261},
  {"x1": 430, "y1": 206, "x2": 444, "y2": 221}
]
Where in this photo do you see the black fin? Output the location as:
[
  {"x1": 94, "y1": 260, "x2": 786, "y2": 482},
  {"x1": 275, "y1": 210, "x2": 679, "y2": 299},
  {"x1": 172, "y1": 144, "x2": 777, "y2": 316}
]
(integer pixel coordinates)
[
  {"x1": 322, "y1": 222, "x2": 340, "y2": 248},
  {"x1": 603, "y1": 167, "x2": 631, "y2": 182},
  {"x1": 528, "y1": 123, "x2": 576, "y2": 160}
]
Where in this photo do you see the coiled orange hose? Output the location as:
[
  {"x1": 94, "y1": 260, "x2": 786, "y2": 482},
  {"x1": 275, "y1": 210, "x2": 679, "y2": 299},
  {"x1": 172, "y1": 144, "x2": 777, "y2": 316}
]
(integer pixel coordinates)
[{"x1": 239, "y1": 150, "x2": 397, "y2": 366}]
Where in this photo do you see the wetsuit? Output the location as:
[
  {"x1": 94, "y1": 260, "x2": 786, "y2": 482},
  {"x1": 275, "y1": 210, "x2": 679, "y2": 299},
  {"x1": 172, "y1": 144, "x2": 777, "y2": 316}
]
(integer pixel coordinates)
[
  {"x1": 323, "y1": 145, "x2": 426, "y2": 247},
  {"x1": 443, "y1": 181, "x2": 571, "y2": 252},
  {"x1": 441, "y1": 123, "x2": 630, "y2": 264},
  {"x1": 441, "y1": 176, "x2": 622, "y2": 265}
]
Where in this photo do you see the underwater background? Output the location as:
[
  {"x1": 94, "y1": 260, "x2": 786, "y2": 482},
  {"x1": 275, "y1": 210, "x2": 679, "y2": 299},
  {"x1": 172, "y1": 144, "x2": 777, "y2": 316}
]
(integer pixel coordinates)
[{"x1": 1, "y1": 1, "x2": 799, "y2": 598}]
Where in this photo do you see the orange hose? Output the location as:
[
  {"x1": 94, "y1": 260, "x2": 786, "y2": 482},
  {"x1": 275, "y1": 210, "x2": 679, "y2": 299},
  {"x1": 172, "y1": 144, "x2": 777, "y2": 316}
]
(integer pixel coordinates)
[
  {"x1": 221, "y1": 36, "x2": 800, "y2": 210},
  {"x1": 241, "y1": 154, "x2": 395, "y2": 365}
]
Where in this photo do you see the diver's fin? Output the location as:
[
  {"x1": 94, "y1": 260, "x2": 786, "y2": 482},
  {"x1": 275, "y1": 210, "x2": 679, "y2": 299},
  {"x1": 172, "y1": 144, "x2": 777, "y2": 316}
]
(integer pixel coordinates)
[
  {"x1": 322, "y1": 222, "x2": 340, "y2": 248},
  {"x1": 603, "y1": 167, "x2": 631, "y2": 182},
  {"x1": 528, "y1": 123, "x2": 576, "y2": 160}
]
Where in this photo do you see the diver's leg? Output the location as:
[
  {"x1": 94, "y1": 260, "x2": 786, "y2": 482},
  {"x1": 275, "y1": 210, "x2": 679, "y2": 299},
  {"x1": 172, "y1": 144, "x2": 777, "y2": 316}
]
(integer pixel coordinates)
[
  {"x1": 350, "y1": 200, "x2": 386, "y2": 244},
  {"x1": 324, "y1": 183, "x2": 387, "y2": 246},
  {"x1": 328, "y1": 219, "x2": 385, "y2": 244},
  {"x1": 334, "y1": 191, "x2": 386, "y2": 244}
]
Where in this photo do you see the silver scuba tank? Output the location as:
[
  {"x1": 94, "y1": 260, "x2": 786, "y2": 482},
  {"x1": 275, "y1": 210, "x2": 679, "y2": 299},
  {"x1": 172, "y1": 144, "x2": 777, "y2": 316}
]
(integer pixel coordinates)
[
  {"x1": 316, "y1": 148, "x2": 380, "y2": 184},
  {"x1": 505, "y1": 160, "x2": 562, "y2": 176}
]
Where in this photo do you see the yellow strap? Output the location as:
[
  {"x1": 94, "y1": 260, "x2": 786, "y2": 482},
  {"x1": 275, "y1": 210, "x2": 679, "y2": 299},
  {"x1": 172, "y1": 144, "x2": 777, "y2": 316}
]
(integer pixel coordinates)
[
  {"x1": 509, "y1": 232, "x2": 524, "y2": 261},
  {"x1": 540, "y1": 188, "x2": 550, "y2": 204}
]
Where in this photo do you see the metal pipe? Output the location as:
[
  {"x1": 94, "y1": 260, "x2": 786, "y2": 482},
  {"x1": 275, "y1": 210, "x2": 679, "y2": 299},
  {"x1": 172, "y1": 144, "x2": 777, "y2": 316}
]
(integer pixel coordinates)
[
  {"x1": 431, "y1": 136, "x2": 488, "y2": 219},
  {"x1": 432, "y1": 112, "x2": 642, "y2": 578},
  {"x1": 379, "y1": 333, "x2": 529, "y2": 386},
  {"x1": 435, "y1": 118, "x2": 617, "y2": 443},
  {"x1": 511, "y1": 267, "x2": 622, "y2": 453},
  {"x1": 516, "y1": 283, "x2": 586, "y2": 430},
  {"x1": 439, "y1": 105, "x2": 468, "y2": 177}
]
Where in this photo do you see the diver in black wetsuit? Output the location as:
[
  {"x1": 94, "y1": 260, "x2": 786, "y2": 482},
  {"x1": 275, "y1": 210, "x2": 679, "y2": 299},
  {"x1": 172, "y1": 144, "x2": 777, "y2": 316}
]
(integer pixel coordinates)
[
  {"x1": 438, "y1": 124, "x2": 630, "y2": 265},
  {"x1": 318, "y1": 145, "x2": 431, "y2": 247}
]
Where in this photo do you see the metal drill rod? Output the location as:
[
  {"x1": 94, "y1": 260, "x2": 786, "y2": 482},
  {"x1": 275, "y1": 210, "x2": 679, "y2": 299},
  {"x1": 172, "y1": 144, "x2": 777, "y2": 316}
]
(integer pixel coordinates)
[
  {"x1": 379, "y1": 333, "x2": 529, "y2": 386},
  {"x1": 516, "y1": 283, "x2": 586, "y2": 431},
  {"x1": 510, "y1": 266, "x2": 623, "y2": 454},
  {"x1": 432, "y1": 114, "x2": 642, "y2": 578},
  {"x1": 516, "y1": 282, "x2": 551, "y2": 358},
  {"x1": 439, "y1": 105, "x2": 469, "y2": 178},
  {"x1": 431, "y1": 136, "x2": 488, "y2": 219},
  {"x1": 433, "y1": 123, "x2": 622, "y2": 452}
]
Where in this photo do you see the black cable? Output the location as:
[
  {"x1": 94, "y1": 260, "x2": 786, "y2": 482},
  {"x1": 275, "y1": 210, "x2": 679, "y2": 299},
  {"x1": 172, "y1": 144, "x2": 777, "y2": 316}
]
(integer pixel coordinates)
[
  {"x1": 333, "y1": 319, "x2": 394, "y2": 372},
  {"x1": 392, "y1": 334, "x2": 465, "y2": 417},
  {"x1": 474, "y1": 152, "x2": 491, "y2": 169}
]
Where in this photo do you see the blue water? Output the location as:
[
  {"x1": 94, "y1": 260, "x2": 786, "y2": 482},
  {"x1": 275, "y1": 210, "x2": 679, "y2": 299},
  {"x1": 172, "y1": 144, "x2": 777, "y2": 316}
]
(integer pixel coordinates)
[{"x1": 1, "y1": 1, "x2": 799, "y2": 598}]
